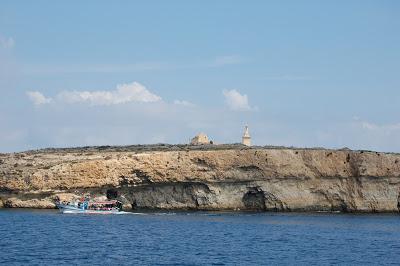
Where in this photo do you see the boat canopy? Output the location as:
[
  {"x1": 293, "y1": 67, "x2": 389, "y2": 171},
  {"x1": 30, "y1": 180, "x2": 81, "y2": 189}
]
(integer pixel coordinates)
[{"x1": 89, "y1": 200, "x2": 120, "y2": 205}]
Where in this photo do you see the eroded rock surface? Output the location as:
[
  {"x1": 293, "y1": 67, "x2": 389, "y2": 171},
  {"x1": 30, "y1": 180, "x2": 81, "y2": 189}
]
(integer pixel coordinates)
[{"x1": 1, "y1": 144, "x2": 400, "y2": 212}]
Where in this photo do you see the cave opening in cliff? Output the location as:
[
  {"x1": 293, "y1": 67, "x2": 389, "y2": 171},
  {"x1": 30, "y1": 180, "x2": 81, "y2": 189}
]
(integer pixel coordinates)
[
  {"x1": 242, "y1": 187, "x2": 266, "y2": 211},
  {"x1": 106, "y1": 189, "x2": 118, "y2": 200}
]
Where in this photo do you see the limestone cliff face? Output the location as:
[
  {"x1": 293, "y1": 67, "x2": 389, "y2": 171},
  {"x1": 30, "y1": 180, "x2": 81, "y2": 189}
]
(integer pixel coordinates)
[{"x1": 1, "y1": 144, "x2": 400, "y2": 212}]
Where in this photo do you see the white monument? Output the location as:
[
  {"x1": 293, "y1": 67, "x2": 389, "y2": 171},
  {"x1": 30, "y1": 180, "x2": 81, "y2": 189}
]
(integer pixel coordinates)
[{"x1": 242, "y1": 126, "x2": 251, "y2": 146}]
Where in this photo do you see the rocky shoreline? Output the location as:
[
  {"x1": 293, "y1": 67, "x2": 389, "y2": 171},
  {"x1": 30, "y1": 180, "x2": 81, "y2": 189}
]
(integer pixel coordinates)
[{"x1": 1, "y1": 144, "x2": 400, "y2": 212}]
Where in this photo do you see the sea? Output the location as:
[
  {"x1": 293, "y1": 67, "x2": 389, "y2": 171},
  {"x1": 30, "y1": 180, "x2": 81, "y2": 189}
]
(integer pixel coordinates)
[{"x1": 0, "y1": 209, "x2": 399, "y2": 265}]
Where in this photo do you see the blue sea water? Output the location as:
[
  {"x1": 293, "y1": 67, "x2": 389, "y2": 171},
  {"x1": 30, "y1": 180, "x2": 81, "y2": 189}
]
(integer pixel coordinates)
[{"x1": 0, "y1": 210, "x2": 399, "y2": 265}]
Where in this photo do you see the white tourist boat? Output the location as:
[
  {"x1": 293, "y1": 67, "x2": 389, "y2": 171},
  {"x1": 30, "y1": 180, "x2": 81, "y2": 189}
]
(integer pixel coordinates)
[{"x1": 56, "y1": 199, "x2": 125, "y2": 214}]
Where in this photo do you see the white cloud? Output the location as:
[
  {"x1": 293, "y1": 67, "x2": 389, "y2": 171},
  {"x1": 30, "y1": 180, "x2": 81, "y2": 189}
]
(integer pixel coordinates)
[
  {"x1": 213, "y1": 55, "x2": 242, "y2": 66},
  {"x1": 173, "y1": 100, "x2": 195, "y2": 107},
  {"x1": 56, "y1": 82, "x2": 161, "y2": 105},
  {"x1": 352, "y1": 116, "x2": 400, "y2": 133},
  {"x1": 23, "y1": 62, "x2": 168, "y2": 74},
  {"x1": 0, "y1": 36, "x2": 14, "y2": 49},
  {"x1": 262, "y1": 75, "x2": 315, "y2": 81},
  {"x1": 223, "y1": 89, "x2": 253, "y2": 111},
  {"x1": 361, "y1": 121, "x2": 400, "y2": 132},
  {"x1": 21, "y1": 55, "x2": 245, "y2": 75},
  {"x1": 26, "y1": 91, "x2": 52, "y2": 105}
]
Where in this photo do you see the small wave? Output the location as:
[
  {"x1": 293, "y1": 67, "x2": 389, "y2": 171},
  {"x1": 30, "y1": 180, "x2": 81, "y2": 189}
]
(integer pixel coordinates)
[
  {"x1": 126, "y1": 212, "x2": 149, "y2": 215},
  {"x1": 153, "y1": 212, "x2": 177, "y2": 216}
]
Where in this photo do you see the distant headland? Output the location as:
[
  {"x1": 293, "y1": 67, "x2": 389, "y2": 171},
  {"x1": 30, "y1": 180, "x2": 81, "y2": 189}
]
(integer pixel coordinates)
[{"x1": 1, "y1": 141, "x2": 400, "y2": 213}]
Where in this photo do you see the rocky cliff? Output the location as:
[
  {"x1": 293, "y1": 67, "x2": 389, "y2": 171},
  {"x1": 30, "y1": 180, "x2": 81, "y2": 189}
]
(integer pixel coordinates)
[{"x1": 1, "y1": 144, "x2": 400, "y2": 212}]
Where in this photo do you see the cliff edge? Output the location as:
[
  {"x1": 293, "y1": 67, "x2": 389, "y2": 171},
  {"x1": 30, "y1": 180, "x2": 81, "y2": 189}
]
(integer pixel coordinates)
[{"x1": 1, "y1": 144, "x2": 400, "y2": 212}]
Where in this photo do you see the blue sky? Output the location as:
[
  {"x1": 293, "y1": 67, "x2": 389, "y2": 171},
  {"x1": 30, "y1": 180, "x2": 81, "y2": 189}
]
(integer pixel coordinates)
[{"x1": 1, "y1": 1, "x2": 400, "y2": 152}]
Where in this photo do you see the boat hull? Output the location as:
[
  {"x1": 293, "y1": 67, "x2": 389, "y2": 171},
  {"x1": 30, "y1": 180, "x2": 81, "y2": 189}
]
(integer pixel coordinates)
[{"x1": 56, "y1": 203, "x2": 125, "y2": 215}]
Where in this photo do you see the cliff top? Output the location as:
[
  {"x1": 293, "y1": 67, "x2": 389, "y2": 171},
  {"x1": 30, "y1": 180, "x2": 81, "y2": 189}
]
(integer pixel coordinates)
[{"x1": 1, "y1": 143, "x2": 397, "y2": 156}]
